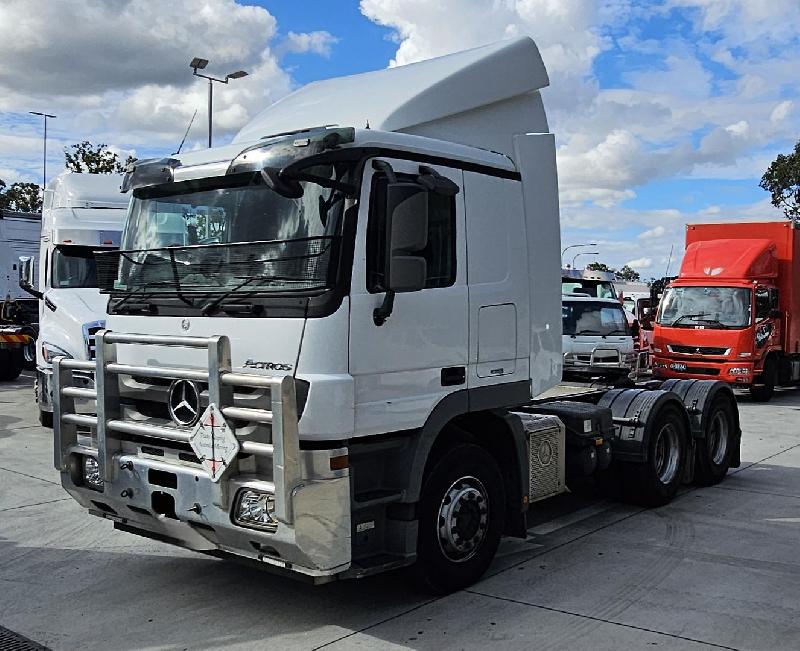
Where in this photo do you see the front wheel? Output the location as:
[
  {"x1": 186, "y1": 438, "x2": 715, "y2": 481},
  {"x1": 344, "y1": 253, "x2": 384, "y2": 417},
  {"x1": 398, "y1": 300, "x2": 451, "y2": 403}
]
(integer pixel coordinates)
[
  {"x1": 750, "y1": 358, "x2": 776, "y2": 402},
  {"x1": 414, "y1": 444, "x2": 505, "y2": 594},
  {"x1": 621, "y1": 404, "x2": 687, "y2": 507},
  {"x1": 39, "y1": 409, "x2": 53, "y2": 428}
]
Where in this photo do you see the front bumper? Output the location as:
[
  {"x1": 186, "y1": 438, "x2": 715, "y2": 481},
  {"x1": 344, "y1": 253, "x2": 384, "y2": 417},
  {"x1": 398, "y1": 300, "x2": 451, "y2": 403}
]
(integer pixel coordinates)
[
  {"x1": 652, "y1": 356, "x2": 754, "y2": 384},
  {"x1": 53, "y1": 330, "x2": 353, "y2": 580},
  {"x1": 563, "y1": 350, "x2": 636, "y2": 377}
]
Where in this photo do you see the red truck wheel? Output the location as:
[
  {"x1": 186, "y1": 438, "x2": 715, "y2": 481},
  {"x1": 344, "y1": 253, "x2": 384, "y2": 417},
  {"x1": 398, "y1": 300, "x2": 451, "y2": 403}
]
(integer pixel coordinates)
[{"x1": 750, "y1": 357, "x2": 777, "y2": 402}]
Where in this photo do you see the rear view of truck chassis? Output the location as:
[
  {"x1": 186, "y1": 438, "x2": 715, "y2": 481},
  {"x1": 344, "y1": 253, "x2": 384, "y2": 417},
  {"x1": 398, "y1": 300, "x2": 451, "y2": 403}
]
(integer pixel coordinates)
[{"x1": 53, "y1": 329, "x2": 741, "y2": 592}]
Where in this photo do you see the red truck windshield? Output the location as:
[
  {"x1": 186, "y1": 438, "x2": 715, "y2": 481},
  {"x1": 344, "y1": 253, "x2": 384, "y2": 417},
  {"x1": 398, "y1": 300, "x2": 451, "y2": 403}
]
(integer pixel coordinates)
[{"x1": 657, "y1": 286, "x2": 752, "y2": 329}]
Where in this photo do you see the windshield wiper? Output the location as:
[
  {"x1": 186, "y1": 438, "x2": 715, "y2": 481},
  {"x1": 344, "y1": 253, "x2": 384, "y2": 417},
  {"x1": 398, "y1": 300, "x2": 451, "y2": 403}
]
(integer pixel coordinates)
[
  {"x1": 694, "y1": 317, "x2": 728, "y2": 329},
  {"x1": 201, "y1": 275, "x2": 327, "y2": 315},
  {"x1": 670, "y1": 313, "x2": 709, "y2": 327},
  {"x1": 573, "y1": 329, "x2": 602, "y2": 335}
]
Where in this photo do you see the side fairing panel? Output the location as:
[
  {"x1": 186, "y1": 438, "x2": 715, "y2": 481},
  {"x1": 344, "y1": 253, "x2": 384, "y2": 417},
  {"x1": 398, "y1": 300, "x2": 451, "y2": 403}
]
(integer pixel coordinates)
[{"x1": 513, "y1": 133, "x2": 562, "y2": 397}]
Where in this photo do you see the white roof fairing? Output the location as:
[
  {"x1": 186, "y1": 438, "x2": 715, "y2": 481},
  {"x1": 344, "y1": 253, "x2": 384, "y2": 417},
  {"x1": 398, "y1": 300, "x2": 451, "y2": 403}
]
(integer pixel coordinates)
[{"x1": 235, "y1": 37, "x2": 550, "y2": 159}]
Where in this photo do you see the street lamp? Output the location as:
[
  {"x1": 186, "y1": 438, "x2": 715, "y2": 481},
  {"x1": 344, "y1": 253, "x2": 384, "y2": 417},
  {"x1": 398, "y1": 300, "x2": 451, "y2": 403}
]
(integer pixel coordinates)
[
  {"x1": 572, "y1": 251, "x2": 599, "y2": 268},
  {"x1": 190, "y1": 57, "x2": 248, "y2": 148},
  {"x1": 561, "y1": 242, "x2": 597, "y2": 266},
  {"x1": 29, "y1": 111, "x2": 56, "y2": 189}
]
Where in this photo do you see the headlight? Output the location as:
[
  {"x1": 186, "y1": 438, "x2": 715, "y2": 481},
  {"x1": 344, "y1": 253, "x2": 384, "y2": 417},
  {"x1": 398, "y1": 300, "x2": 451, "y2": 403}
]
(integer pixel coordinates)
[
  {"x1": 42, "y1": 342, "x2": 72, "y2": 364},
  {"x1": 233, "y1": 490, "x2": 276, "y2": 530},
  {"x1": 652, "y1": 347, "x2": 662, "y2": 353},
  {"x1": 729, "y1": 367, "x2": 750, "y2": 375},
  {"x1": 82, "y1": 455, "x2": 104, "y2": 490}
]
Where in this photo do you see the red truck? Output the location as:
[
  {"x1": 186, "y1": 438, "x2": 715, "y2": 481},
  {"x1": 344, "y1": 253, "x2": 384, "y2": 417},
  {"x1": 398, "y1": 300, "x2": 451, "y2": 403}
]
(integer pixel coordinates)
[{"x1": 652, "y1": 221, "x2": 800, "y2": 401}]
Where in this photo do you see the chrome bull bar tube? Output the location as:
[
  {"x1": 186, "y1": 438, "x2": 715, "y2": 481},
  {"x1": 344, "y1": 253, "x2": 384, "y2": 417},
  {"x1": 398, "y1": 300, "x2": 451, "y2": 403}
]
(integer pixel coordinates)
[{"x1": 53, "y1": 330, "x2": 301, "y2": 524}]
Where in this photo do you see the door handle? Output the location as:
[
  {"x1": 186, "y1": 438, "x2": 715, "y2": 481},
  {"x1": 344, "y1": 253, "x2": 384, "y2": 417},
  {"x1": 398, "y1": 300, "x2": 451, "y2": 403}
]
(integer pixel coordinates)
[{"x1": 441, "y1": 366, "x2": 466, "y2": 386}]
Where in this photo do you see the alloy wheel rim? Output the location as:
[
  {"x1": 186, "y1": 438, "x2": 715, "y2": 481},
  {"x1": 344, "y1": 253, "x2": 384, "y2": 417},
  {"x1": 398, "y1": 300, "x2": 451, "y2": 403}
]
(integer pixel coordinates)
[
  {"x1": 654, "y1": 423, "x2": 680, "y2": 484},
  {"x1": 437, "y1": 476, "x2": 489, "y2": 563}
]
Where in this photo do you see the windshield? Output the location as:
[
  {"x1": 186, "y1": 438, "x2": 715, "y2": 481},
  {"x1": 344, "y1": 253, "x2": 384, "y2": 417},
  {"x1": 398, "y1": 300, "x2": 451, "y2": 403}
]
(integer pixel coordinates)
[
  {"x1": 112, "y1": 167, "x2": 348, "y2": 296},
  {"x1": 657, "y1": 286, "x2": 751, "y2": 329},
  {"x1": 562, "y1": 280, "x2": 616, "y2": 299},
  {"x1": 51, "y1": 245, "x2": 104, "y2": 288},
  {"x1": 563, "y1": 301, "x2": 630, "y2": 336}
]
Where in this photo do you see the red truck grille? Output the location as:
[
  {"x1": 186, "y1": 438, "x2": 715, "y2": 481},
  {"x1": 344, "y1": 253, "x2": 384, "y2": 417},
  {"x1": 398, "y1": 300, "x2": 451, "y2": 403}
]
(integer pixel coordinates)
[{"x1": 668, "y1": 345, "x2": 730, "y2": 356}]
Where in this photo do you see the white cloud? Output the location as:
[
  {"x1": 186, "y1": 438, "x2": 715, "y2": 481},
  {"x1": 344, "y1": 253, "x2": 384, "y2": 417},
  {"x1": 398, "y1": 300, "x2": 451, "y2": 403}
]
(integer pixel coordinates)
[
  {"x1": 626, "y1": 257, "x2": 653, "y2": 269},
  {"x1": 0, "y1": 0, "x2": 339, "y2": 183},
  {"x1": 638, "y1": 225, "x2": 666, "y2": 239}
]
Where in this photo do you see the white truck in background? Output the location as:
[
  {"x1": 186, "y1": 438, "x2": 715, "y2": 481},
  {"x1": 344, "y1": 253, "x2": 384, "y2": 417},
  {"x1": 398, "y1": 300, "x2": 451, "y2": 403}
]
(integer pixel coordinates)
[
  {"x1": 53, "y1": 38, "x2": 742, "y2": 593},
  {"x1": 19, "y1": 172, "x2": 127, "y2": 425},
  {"x1": 0, "y1": 208, "x2": 40, "y2": 380}
]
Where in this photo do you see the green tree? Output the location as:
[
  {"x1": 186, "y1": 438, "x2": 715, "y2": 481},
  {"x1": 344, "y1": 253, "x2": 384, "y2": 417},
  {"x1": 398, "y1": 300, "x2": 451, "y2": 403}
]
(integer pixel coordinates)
[
  {"x1": 616, "y1": 265, "x2": 641, "y2": 282},
  {"x1": 760, "y1": 140, "x2": 800, "y2": 220},
  {"x1": 586, "y1": 261, "x2": 614, "y2": 273},
  {"x1": 64, "y1": 141, "x2": 135, "y2": 174},
  {"x1": 0, "y1": 179, "x2": 42, "y2": 212}
]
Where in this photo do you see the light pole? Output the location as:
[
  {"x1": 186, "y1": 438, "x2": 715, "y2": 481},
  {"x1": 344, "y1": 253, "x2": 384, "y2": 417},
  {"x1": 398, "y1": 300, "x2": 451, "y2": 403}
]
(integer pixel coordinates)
[
  {"x1": 561, "y1": 242, "x2": 596, "y2": 266},
  {"x1": 29, "y1": 111, "x2": 56, "y2": 189},
  {"x1": 572, "y1": 251, "x2": 599, "y2": 268},
  {"x1": 190, "y1": 57, "x2": 248, "y2": 148}
]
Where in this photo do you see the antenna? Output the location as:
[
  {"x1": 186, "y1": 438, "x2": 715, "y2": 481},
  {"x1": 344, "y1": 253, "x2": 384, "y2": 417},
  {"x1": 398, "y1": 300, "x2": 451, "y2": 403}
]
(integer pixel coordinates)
[
  {"x1": 173, "y1": 109, "x2": 198, "y2": 155},
  {"x1": 664, "y1": 243, "x2": 674, "y2": 278}
]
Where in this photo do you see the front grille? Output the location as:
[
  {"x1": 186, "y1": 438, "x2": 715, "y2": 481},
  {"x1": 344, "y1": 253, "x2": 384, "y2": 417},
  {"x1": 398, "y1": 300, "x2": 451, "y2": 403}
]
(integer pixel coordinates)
[
  {"x1": 517, "y1": 413, "x2": 565, "y2": 503},
  {"x1": 669, "y1": 344, "x2": 730, "y2": 356},
  {"x1": 83, "y1": 321, "x2": 105, "y2": 360},
  {"x1": 673, "y1": 366, "x2": 720, "y2": 376}
]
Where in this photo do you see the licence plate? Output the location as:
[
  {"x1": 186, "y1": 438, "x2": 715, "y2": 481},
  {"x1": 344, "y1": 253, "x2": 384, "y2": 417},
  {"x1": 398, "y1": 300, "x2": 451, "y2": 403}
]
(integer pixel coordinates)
[{"x1": 670, "y1": 362, "x2": 688, "y2": 372}]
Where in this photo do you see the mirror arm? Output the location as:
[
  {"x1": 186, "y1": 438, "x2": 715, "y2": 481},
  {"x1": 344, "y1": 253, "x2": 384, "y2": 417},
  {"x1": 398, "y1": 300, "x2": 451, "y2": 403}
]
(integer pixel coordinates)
[
  {"x1": 372, "y1": 159, "x2": 397, "y2": 183},
  {"x1": 373, "y1": 290, "x2": 395, "y2": 326},
  {"x1": 20, "y1": 285, "x2": 43, "y2": 300}
]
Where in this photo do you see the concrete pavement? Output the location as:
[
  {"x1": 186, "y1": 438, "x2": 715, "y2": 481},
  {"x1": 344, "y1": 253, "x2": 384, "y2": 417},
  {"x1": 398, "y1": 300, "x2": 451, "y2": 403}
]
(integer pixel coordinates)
[{"x1": 1, "y1": 373, "x2": 799, "y2": 650}]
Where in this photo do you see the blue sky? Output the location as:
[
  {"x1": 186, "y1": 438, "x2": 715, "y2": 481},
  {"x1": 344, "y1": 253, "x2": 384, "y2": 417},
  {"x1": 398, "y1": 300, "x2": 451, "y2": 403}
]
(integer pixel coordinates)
[{"x1": 1, "y1": 0, "x2": 798, "y2": 276}]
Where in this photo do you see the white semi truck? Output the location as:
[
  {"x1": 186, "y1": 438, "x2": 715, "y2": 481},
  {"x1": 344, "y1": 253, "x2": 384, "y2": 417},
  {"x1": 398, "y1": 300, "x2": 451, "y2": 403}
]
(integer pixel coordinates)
[
  {"x1": 53, "y1": 38, "x2": 741, "y2": 592},
  {"x1": 0, "y1": 208, "x2": 40, "y2": 380},
  {"x1": 18, "y1": 172, "x2": 127, "y2": 425}
]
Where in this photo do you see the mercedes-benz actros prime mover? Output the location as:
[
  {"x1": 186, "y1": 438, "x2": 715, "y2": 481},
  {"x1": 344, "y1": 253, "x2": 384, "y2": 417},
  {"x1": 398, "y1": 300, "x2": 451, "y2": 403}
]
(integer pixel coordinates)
[{"x1": 53, "y1": 38, "x2": 741, "y2": 593}]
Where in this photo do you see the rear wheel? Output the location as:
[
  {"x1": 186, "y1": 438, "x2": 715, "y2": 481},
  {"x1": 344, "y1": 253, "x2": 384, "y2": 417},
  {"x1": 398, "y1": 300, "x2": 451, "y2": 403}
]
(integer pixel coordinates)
[
  {"x1": 0, "y1": 348, "x2": 24, "y2": 382},
  {"x1": 750, "y1": 357, "x2": 776, "y2": 402},
  {"x1": 622, "y1": 404, "x2": 687, "y2": 506},
  {"x1": 39, "y1": 409, "x2": 53, "y2": 428},
  {"x1": 694, "y1": 395, "x2": 735, "y2": 485},
  {"x1": 414, "y1": 444, "x2": 505, "y2": 594}
]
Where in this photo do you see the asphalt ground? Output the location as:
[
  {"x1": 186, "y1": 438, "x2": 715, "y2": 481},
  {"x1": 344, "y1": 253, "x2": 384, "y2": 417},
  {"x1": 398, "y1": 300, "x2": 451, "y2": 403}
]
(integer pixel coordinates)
[{"x1": 1, "y1": 371, "x2": 800, "y2": 650}]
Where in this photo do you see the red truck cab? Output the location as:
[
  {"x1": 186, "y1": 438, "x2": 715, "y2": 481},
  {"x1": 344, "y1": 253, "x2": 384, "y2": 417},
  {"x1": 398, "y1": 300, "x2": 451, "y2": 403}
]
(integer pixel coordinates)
[{"x1": 652, "y1": 221, "x2": 800, "y2": 401}]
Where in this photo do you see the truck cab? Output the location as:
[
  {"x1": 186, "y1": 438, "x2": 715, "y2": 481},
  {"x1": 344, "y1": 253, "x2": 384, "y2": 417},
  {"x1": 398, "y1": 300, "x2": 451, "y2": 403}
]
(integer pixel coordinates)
[
  {"x1": 652, "y1": 223, "x2": 800, "y2": 401},
  {"x1": 29, "y1": 172, "x2": 127, "y2": 425}
]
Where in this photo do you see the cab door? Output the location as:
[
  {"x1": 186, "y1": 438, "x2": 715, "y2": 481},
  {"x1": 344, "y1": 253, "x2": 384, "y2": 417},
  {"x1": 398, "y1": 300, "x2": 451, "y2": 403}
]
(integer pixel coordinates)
[{"x1": 348, "y1": 158, "x2": 468, "y2": 436}]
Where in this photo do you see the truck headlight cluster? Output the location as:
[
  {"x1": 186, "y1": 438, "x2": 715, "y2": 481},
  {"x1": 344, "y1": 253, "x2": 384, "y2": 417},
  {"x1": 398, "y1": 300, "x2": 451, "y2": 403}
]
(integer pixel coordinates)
[
  {"x1": 729, "y1": 367, "x2": 750, "y2": 375},
  {"x1": 233, "y1": 490, "x2": 276, "y2": 530},
  {"x1": 82, "y1": 455, "x2": 104, "y2": 491}
]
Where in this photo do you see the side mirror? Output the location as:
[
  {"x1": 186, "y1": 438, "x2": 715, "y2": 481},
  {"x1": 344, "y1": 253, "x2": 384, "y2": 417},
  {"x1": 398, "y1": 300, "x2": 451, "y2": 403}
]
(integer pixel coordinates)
[
  {"x1": 261, "y1": 167, "x2": 303, "y2": 199},
  {"x1": 18, "y1": 256, "x2": 42, "y2": 300},
  {"x1": 373, "y1": 183, "x2": 429, "y2": 325},
  {"x1": 385, "y1": 183, "x2": 428, "y2": 292}
]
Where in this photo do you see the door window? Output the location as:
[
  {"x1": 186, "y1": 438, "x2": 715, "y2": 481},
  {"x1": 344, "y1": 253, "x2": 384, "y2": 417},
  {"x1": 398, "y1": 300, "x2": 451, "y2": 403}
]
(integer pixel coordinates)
[{"x1": 366, "y1": 173, "x2": 457, "y2": 292}]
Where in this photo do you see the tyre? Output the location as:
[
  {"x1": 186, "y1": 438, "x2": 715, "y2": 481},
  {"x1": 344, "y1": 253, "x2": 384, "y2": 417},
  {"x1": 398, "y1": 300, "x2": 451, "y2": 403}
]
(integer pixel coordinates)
[
  {"x1": 39, "y1": 409, "x2": 54, "y2": 428},
  {"x1": 0, "y1": 347, "x2": 24, "y2": 382},
  {"x1": 621, "y1": 404, "x2": 687, "y2": 507},
  {"x1": 750, "y1": 357, "x2": 776, "y2": 402},
  {"x1": 23, "y1": 338, "x2": 36, "y2": 371},
  {"x1": 694, "y1": 394, "x2": 735, "y2": 485},
  {"x1": 414, "y1": 444, "x2": 505, "y2": 594}
]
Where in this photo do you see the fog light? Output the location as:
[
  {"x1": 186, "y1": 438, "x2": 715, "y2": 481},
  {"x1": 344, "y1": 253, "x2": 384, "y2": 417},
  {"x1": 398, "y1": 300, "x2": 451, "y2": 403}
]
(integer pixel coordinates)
[
  {"x1": 82, "y1": 455, "x2": 104, "y2": 491},
  {"x1": 234, "y1": 490, "x2": 276, "y2": 530},
  {"x1": 729, "y1": 367, "x2": 750, "y2": 375}
]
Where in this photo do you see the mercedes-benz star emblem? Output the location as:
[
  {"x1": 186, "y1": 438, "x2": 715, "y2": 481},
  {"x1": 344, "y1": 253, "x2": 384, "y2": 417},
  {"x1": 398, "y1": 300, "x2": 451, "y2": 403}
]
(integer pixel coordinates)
[
  {"x1": 181, "y1": 318, "x2": 191, "y2": 331},
  {"x1": 168, "y1": 379, "x2": 201, "y2": 427}
]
